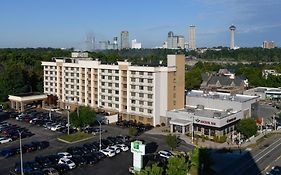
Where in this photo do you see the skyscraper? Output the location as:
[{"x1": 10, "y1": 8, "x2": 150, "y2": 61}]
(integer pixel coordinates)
[
  {"x1": 262, "y1": 41, "x2": 275, "y2": 49},
  {"x1": 177, "y1": 35, "x2": 185, "y2": 49},
  {"x1": 229, "y1": 25, "x2": 236, "y2": 49},
  {"x1": 131, "y1": 39, "x2": 142, "y2": 49},
  {"x1": 120, "y1": 31, "x2": 129, "y2": 49},
  {"x1": 167, "y1": 31, "x2": 178, "y2": 49},
  {"x1": 188, "y1": 25, "x2": 196, "y2": 50}
]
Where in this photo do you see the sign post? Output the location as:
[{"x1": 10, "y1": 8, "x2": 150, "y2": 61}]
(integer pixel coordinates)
[{"x1": 131, "y1": 140, "x2": 146, "y2": 172}]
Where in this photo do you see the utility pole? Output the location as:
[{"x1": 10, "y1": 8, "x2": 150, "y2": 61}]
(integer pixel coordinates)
[
  {"x1": 67, "y1": 110, "x2": 70, "y2": 135},
  {"x1": 191, "y1": 116, "x2": 194, "y2": 143},
  {"x1": 18, "y1": 130, "x2": 23, "y2": 175}
]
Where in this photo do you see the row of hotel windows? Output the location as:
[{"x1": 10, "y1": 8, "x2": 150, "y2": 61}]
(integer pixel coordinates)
[
  {"x1": 101, "y1": 69, "x2": 119, "y2": 74},
  {"x1": 131, "y1": 85, "x2": 153, "y2": 91},
  {"x1": 101, "y1": 75, "x2": 119, "y2": 81},
  {"x1": 131, "y1": 107, "x2": 153, "y2": 114},
  {"x1": 131, "y1": 100, "x2": 153, "y2": 106},
  {"x1": 131, "y1": 71, "x2": 153, "y2": 76},
  {"x1": 101, "y1": 89, "x2": 119, "y2": 94},
  {"x1": 100, "y1": 102, "x2": 119, "y2": 108},
  {"x1": 131, "y1": 92, "x2": 153, "y2": 99},
  {"x1": 45, "y1": 76, "x2": 57, "y2": 81},
  {"x1": 101, "y1": 95, "x2": 119, "y2": 101},
  {"x1": 131, "y1": 78, "x2": 153, "y2": 83},
  {"x1": 45, "y1": 71, "x2": 57, "y2": 75}
]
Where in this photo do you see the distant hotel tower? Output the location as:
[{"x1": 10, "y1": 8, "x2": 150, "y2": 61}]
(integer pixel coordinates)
[
  {"x1": 120, "y1": 31, "x2": 129, "y2": 49},
  {"x1": 229, "y1": 25, "x2": 236, "y2": 49},
  {"x1": 188, "y1": 25, "x2": 196, "y2": 50}
]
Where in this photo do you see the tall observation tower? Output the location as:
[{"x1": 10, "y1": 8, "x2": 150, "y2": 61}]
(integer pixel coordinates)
[{"x1": 229, "y1": 24, "x2": 236, "y2": 49}]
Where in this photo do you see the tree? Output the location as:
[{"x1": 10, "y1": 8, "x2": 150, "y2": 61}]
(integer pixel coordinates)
[
  {"x1": 166, "y1": 156, "x2": 188, "y2": 175},
  {"x1": 70, "y1": 106, "x2": 96, "y2": 128},
  {"x1": 236, "y1": 118, "x2": 258, "y2": 138},
  {"x1": 166, "y1": 134, "x2": 178, "y2": 150},
  {"x1": 128, "y1": 127, "x2": 138, "y2": 137},
  {"x1": 137, "y1": 163, "x2": 163, "y2": 175}
]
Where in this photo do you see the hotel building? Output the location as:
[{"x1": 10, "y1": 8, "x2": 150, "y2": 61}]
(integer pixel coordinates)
[{"x1": 42, "y1": 53, "x2": 185, "y2": 126}]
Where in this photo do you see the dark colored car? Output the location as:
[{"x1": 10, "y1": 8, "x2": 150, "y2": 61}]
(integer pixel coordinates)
[
  {"x1": 23, "y1": 144, "x2": 37, "y2": 152},
  {"x1": 14, "y1": 162, "x2": 33, "y2": 174},
  {"x1": 83, "y1": 154, "x2": 98, "y2": 165},
  {"x1": 35, "y1": 156, "x2": 52, "y2": 168},
  {"x1": 70, "y1": 155, "x2": 87, "y2": 166},
  {"x1": 67, "y1": 147, "x2": 84, "y2": 156},
  {"x1": 31, "y1": 141, "x2": 49, "y2": 150},
  {"x1": 47, "y1": 154, "x2": 61, "y2": 165},
  {"x1": 93, "y1": 151, "x2": 106, "y2": 160},
  {"x1": 1, "y1": 148, "x2": 15, "y2": 158},
  {"x1": 52, "y1": 164, "x2": 70, "y2": 174},
  {"x1": 28, "y1": 161, "x2": 42, "y2": 171}
]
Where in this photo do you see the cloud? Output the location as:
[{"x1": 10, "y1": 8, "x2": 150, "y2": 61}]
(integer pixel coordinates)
[{"x1": 238, "y1": 24, "x2": 281, "y2": 34}]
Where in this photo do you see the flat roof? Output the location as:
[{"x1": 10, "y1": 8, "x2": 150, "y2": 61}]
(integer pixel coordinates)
[
  {"x1": 12, "y1": 92, "x2": 43, "y2": 97},
  {"x1": 180, "y1": 107, "x2": 235, "y2": 119},
  {"x1": 187, "y1": 90, "x2": 258, "y2": 103}
]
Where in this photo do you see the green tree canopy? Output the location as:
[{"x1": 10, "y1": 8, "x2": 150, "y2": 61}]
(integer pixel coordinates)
[
  {"x1": 166, "y1": 134, "x2": 178, "y2": 150},
  {"x1": 166, "y1": 156, "x2": 188, "y2": 175},
  {"x1": 137, "y1": 163, "x2": 163, "y2": 175},
  {"x1": 128, "y1": 127, "x2": 138, "y2": 137},
  {"x1": 70, "y1": 106, "x2": 96, "y2": 128},
  {"x1": 236, "y1": 118, "x2": 258, "y2": 138}
]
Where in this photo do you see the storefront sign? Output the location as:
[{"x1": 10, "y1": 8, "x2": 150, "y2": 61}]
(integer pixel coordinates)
[
  {"x1": 195, "y1": 119, "x2": 216, "y2": 126},
  {"x1": 131, "y1": 141, "x2": 146, "y2": 172},
  {"x1": 227, "y1": 117, "x2": 236, "y2": 123}
]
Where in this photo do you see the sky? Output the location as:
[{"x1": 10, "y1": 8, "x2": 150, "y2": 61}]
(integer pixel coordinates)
[{"x1": 0, "y1": 0, "x2": 280, "y2": 48}]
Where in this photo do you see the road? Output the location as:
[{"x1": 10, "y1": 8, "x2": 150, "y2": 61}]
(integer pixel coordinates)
[{"x1": 227, "y1": 134, "x2": 281, "y2": 175}]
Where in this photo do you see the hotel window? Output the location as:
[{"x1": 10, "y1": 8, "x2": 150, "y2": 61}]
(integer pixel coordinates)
[
  {"x1": 131, "y1": 78, "x2": 136, "y2": 82},
  {"x1": 101, "y1": 89, "x2": 105, "y2": 92},
  {"x1": 139, "y1": 101, "x2": 144, "y2": 105},
  {"x1": 139, "y1": 93, "x2": 144, "y2": 98},
  {"x1": 131, "y1": 100, "x2": 136, "y2": 104},
  {"x1": 139, "y1": 78, "x2": 144, "y2": 83},
  {"x1": 71, "y1": 67, "x2": 74, "y2": 71},
  {"x1": 108, "y1": 96, "x2": 112, "y2": 100},
  {"x1": 123, "y1": 84, "x2": 127, "y2": 89},
  {"x1": 108, "y1": 89, "x2": 112, "y2": 93},
  {"x1": 101, "y1": 69, "x2": 105, "y2": 73},
  {"x1": 101, "y1": 82, "x2": 105, "y2": 86},
  {"x1": 102, "y1": 75, "x2": 105, "y2": 79},
  {"x1": 71, "y1": 85, "x2": 74, "y2": 88},
  {"x1": 108, "y1": 70, "x2": 112, "y2": 73},
  {"x1": 148, "y1": 79, "x2": 153, "y2": 83},
  {"x1": 108, "y1": 76, "x2": 112, "y2": 80},
  {"x1": 115, "y1": 76, "x2": 119, "y2": 80},
  {"x1": 139, "y1": 108, "x2": 144, "y2": 112},
  {"x1": 139, "y1": 72, "x2": 144, "y2": 75},
  {"x1": 101, "y1": 102, "x2": 105, "y2": 106},
  {"x1": 115, "y1": 70, "x2": 119, "y2": 74},
  {"x1": 148, "y1": 102, "x2": 153, "y2": 106},
  {"x1": 71, "y1": 73, "x2": 74, "y2": 76},
  {"x1": 45, "y1": 82, "x2": 49, "y2": 85},
  {"x1": 115, "y1": 90, "x2": 119, "y2": 95},
  {"x1": 65, "y1": 72, "x2": 69, "y2": 76},
  {"x1": 115, "y1": 83, "x2": 119, "y2": 87},
  {"x1": 148, "y1": 94, "x2": 153, "y2": 99},
  {"x1": 131, "y1": 85, "x2": 136, "y2": 89},
  {"x1": 108, "y1": 103, "x2": 112, "y2": 107},
  {"x1": 139, "y1": 86, "x2": 144, "y2": 90},
  {"x1": 108, "y1": 83, "x2": 112, "y2": 87},
  {"x1": 148, "y1": 109, "x2": 152, "y2": 114},
  {"x1": 115, "y1": 104, "x2": 119, "y2": 108},
  {"x1": 71, "y1": 79, "x2": 74, "y2": 83},
  {"x1": 131, "y1": 71, "x2": 136, "y2": 75},
  {"x1": 131, "y1": 107, "x2": 136, "y2": 111},
  {"x1": 131, "y1": 92, "x2": 136, "y2": 96},
  {"x1": 45, "y1": 71, "x2": 48, "y2": 74},
  {"x1": 148, "y1": 72, "x2": 153, "y2": 76},
  {"x1": 148, "y1": 87, "x2": 153, "y2": 91},
  {"x1": 115, "y1": 97, "x2": 119, "y2": 101},
  {"x1": 45, "y1": 88, "x2": 48, "y2": 91},
  {"x1": 101, "y1": 95, "x2": 105, "y2": 99}
]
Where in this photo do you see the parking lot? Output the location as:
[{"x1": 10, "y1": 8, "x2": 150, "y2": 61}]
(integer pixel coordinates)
[{"x1": 0, "y1": 111, "x2": 194, "y2": 175}]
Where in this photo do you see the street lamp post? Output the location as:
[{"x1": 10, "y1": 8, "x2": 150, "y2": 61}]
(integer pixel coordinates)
[
  {"x1": 67, "y1": 110, "x2": 70, "y2": 135},
  {"x1": 191, "y1": 116, "x2": 194, "y2": 143},
  {"x1": 97, "y1": 120, "x2": 102, "y2": 151},
  {"x1": 18, "y1": 130, "x2": 24, "y2": 175}
]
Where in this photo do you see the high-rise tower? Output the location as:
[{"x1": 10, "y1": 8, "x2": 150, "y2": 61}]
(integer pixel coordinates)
[
  {"x1": 229, "y1": 25, "x2": 236, "y2": 49},
  {"x1": 120, "y1": 31, "x2": 129, "y2": 49},
  {"x1": 188, "y1": 25, "x2": 196, "y2": 50}
]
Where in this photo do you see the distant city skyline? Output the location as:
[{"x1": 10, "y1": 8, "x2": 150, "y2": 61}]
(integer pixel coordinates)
[{"x1": 0, "y1": 0, "x2": 280, "y2": 48}]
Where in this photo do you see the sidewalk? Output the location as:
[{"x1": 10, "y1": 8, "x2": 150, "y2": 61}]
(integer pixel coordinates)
[{"x1": 145, "y1": 126, "x2": 281, "y2": 149}]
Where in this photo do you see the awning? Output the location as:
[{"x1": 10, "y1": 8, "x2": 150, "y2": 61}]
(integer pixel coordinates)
[{"x1": 170, "y1": 119, "x2": 192, "y2": 126}]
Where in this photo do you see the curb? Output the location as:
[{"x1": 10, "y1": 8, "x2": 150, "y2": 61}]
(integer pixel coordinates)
[{"x1": 57, "y1": 136, "x2": 95, "y2": 144}]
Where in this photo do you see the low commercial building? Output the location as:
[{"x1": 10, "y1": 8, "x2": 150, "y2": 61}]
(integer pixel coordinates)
[
  {"x1": 166, "y1": 90, "x2": 259, "y2": 138},
  {"x1": 244, "y1": 87, "x2": 281, "y2": 101}
]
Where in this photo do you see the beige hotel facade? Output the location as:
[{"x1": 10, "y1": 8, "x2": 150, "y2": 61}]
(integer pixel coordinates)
[{"x1": 42, "y1": 53, "x2": 185, "y2": 126}]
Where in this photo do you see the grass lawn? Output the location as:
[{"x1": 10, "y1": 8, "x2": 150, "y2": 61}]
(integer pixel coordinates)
[{"x1": 58, "y1": 132, "x2": 93, "y2": 143}]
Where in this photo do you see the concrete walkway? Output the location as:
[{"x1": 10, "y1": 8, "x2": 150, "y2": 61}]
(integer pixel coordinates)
[{"x1": 145, "y1": 126, "x2": 281, "y2": 149}]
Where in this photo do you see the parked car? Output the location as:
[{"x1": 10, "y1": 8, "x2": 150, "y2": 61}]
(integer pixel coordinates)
[
  {"x1": 158, "y1": 150, "x2": 173, "y2": 159},
  {"x1": 107, "y1": 145, "x2": 121, "y2": 154},
  {"x1": 58, "y1": 158, "x2": 76, "y2": 169},
  {"x1": 14, "y1": 162, "x2": 33, "y2": 174},
  {"x1": 0, "y1": 137, "x2": 12, "y2": 144},
  {"x1": 58, "y1": 152, "x2": 72, "y2": 159},
  {"x1": 27, "y1": 161, "x2": 42, "y2": 171},
  {"x1": 82, "y1": 154, "x2": 98, "y2": 165},
  {"x1": 42, "y1": 167, "x2": 60, "y2": 175},
  {"x1": 35, "y1": 156, "x2": 52, "y2": 168},
  {"x1": 31, "y1": 141, "x2": 49, "y2": 150},
  {"x1": 70, "y1": 155, "x2": 87, "y2": 166},
  {"x1": 116, "y1": 144, "x2": 129, "y2": 152},
  {"x1": 1, "y1": 148, "x2": 15, "y2": 158},
  {"x1": 100, "y1": 148, "x2": 116, "y2": 157}
]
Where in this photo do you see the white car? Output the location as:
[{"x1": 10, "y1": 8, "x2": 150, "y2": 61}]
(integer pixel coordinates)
[
  {"x1": 158, "y1": 150, "x2": 173, "y2": 159},
  {"x1": 116, "y1": 144, "x2": 129, "y2": 152},
  {"x1": 58, "y1": 158, "x2": 76, "y2": 169},
  {"x1": 100, "y1": 148, "x2": 116, "y2": 157},
  {"x1": 107, "y1": 145, "x2": 121, "y2": 154},
  {"x1": 58, "y1": 152, "x2": 72, "y2": 159},
  {"x1": 51, "y1": 125, "x2": 63, "y2": 131},
  {"x1": 0, "y1": 137, "x2": 12, "y2": 144}
]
